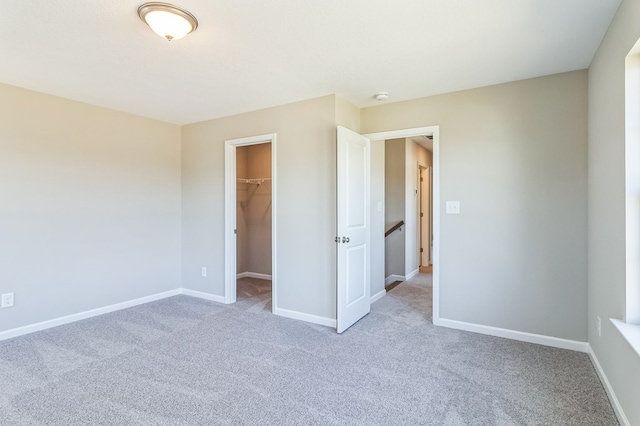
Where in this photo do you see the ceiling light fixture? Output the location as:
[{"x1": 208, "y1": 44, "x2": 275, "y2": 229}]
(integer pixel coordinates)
[
  {"x1": 374, "y1": 92, "x2": 389, "y2": 101},
  {"x1": 138, "y1": 2, "x2": 198, "y2": 41}
]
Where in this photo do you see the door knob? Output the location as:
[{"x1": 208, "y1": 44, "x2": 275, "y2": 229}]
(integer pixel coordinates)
[{"x1": 342, "y1": 237, "x2": 350, "y2": 243}]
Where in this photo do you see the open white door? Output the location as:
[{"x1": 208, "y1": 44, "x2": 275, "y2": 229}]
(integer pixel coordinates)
[{"x1": 336, "y1": 126, "x2": 371, "y2": 333}]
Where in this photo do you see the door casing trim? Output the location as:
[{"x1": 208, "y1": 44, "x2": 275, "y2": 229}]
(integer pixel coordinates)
[
  {"x1": 224, "y1": 133, "x2": 277, "y2": 308},
  {"x1": 363, "y1": 126, "x2": 441, "y2": 325}
]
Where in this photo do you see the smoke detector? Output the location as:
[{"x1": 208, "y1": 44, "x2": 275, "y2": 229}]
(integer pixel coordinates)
[{"x1": 374, "y1": 92, "x2": 389, "y2": 101}]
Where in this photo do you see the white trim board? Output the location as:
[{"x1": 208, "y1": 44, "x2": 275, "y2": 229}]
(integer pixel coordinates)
[
  {"x1": 370, "y1": 289, "x2": 386, "y2": 304},
  {"x1": 437, "y1": 318, "x2": 589, "y2": 353},
  {"x1": 274, "y1": 307, "x2": 336, "y2": 328},
  {"x1": 237, "y1": 272, "x2": 273, "y2": 280},
  {"x1": 588, "y1": 345, "x2": 631, "y2": 426},
  {"x1": 610, "y1": 318, "x2": 640, "y2": 358},
  {"x1": 0, "y1": 287, "x2": 339, "y2": 343},
  {"x1": 385, "y1": 271, "x2": 419, "y2": 287},
  {"x1": 0, "y1": 289, "x2": 182, "y2": 342},
  {"x1": 406, "y1": 268, "x2": 419, "y2": 281},
  {"x1": 181, "y1": 288, "x2": 226, "y2": 304},
  {"x1": 385, "y1": 274, "x2": 405, "y2": 285}
]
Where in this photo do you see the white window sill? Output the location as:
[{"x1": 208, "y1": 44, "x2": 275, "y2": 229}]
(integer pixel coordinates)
[{"x1": 610, "y1": 318, "x2": 640, "y2": 358}]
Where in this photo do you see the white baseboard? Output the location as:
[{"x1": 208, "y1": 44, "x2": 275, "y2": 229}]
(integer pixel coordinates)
[
  {"x1": 237, "y1": 272, "x2": 272, "y2": 280},
  {"x1": 588, "y1": 345, "x2": 630, "y2": 426},
  {"x1": 0, "y1": 287, "x2": 336, "y2": 341},
  {"x1": 385, "y1": 269, "x2": 419, "y2": 286},
  {"x1": 370, "y1": 289, "x2": 386, "y2": 304},
  {"x1": 0, "y1": 289, "x2": 181, "y2": 342},
  {"x1": 180, "y1": 288, "x2": 226, "y2": 304},
  {"x1": 274, "y1": 307, "x2": 336, "y2": 328},
  {"x1": 385, "y1": 274, "x2": 404, "y2": 285},
  {"x1": 406, "y1": 268, "x2": 419, "y2": 281},
  {"x1": 437, "y1": 318, "x2": 589, "y2": 353}
]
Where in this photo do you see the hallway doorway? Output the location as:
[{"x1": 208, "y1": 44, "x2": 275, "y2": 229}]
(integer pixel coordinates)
[{"x1": 364, "y1": 126, "x2": 441, "y2": 324}]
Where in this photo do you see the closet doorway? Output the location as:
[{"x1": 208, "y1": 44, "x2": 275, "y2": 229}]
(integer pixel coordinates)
[{"x1": 224, "y1": 133, "x2": 277, "y2": 310}]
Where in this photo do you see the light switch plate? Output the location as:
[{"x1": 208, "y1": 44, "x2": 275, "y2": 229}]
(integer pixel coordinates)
[
  {"x1": 1, "y1": 293, "x2": 14, "y2": 308},
  {"x1": 446, "y1": 201, "x2": 460, "y2": 214}
]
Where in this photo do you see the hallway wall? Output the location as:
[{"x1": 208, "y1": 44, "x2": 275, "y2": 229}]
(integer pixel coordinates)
[{"x1": 385, "y1": 138, "x2": 406, "y2": 278}]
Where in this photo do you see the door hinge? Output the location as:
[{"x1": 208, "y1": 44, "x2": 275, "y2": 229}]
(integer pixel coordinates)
[
  {"x1": 420, "y1": 248, "x2": 424, "y2": 253},
  {"x1": 420, "y1": 212, "x2": 423, "y2": 217}
]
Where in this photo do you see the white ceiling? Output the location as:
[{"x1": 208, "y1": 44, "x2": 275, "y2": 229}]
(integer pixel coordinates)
[{"x1": 0, "y1": 0, "x2": 621, "y2": 125}]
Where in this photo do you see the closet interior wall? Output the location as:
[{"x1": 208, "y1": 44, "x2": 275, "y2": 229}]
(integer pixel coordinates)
[{"x1": 236, "y1": 143, "x2": 272, "y2": 277}]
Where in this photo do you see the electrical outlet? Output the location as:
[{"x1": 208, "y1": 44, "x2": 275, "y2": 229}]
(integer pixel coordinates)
[
  {"x1": 446, "y1": 201, "x2": 461, "y2": 214},
  {"x1": 201, "y1": 267, "x2": 207, "y2": 278},
  {"x1": 1, "y1": 293, "x2": 14, "y2": 308},
  {"x1": 597, "y1": 316, "x2": 602, "y2": 337}
]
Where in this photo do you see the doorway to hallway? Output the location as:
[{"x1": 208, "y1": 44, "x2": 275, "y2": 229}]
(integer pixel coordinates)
[{"x1": 364, "y1": 126, "x2": 441, "y2": 325}]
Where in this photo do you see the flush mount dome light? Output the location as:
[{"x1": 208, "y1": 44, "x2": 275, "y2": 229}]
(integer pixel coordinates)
[
  {"x1": 374, "y1": 91, "x2": 389, "y2": 101},
  {"x1": 138, "y1": 2, "x2": 198, "y2": 41}
]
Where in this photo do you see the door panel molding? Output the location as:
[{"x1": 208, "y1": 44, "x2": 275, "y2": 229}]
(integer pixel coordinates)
[{"x1": 336, "y1": 126, "x2": 371, "y2": 333}]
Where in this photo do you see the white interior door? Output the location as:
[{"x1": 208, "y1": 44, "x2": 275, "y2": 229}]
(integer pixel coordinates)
[{"x1": 336, "y1": 126, "x2": 370, "y2": 333}]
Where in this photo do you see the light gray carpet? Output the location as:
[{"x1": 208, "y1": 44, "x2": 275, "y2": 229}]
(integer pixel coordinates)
[{"x1": 0, "y1": 275, "x2": 618, "y2": 425}]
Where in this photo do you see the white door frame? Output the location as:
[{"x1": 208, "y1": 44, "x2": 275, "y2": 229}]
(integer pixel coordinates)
[
  {"x1": 224, "y1": 133, "x2": 277, "y2": 309},
  {"x1": 363, "y1": 126, "x2": 441, "y2": 325}
]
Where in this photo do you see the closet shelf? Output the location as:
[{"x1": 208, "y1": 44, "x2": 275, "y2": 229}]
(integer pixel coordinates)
[{"x1": 237, "y1": 178, "x2": 271, "y2": 185}]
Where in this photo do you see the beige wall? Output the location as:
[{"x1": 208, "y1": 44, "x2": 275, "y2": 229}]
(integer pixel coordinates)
[
  {"x1": 335, "y1": 96, "x2": 361, "y2": 133},
  {"x1": 236, "y1": 143, "x2": 272, "y2": 275},
  {"x1": 0, "y1": 83, "x2": 182, "y2": 333},
  {"x1": 385, "y1": 138, "x2": 406, "y2": 277},
  {"x1": 363, "y1": 70, "x2": 589, "y2": 341},
  {"x1": 588, "y1": 0, "x2": 640, "y2": 423},
  {"x1": 182, "y1": 95, "x2": 338, "y2": 320}
]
